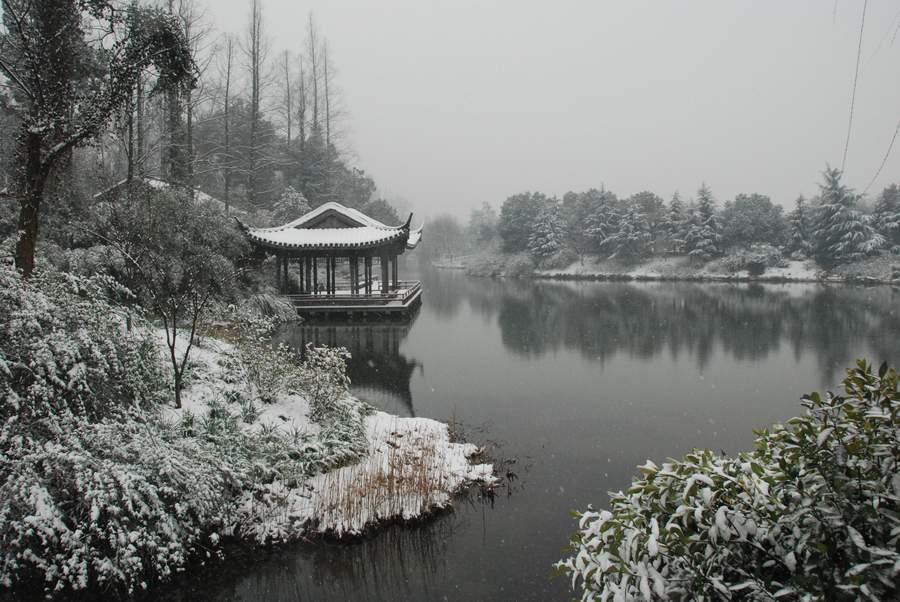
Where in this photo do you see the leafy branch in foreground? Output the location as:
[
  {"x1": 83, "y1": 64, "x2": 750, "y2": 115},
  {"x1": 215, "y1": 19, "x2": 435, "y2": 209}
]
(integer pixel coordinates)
[{"x1": 557, "y1": 360, "x2": 899, "y2": 601}]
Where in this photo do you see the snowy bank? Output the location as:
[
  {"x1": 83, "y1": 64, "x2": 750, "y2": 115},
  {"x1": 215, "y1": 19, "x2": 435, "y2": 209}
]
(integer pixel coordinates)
[
  {"x1": 446, "y1": 251, "x2": 900, "y2": 285},
  {"x1": 536, "y1": 257, "x2": 825, "y2": 283},
  {"x1": 242, "y1": 411, "x2": 493, "y2": 540},
  {"x1": 157, "y1": 328, "x2": 494, "y2": 542}
]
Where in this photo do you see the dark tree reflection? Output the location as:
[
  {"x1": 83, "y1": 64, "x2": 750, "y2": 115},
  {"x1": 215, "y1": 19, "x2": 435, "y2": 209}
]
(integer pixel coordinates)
[
  {"x1": 276, "y1": 315, "x2": 422, "y2": 417},
  {"x1": 490, "y1": 281, "x2": 900, "y2": 381}
]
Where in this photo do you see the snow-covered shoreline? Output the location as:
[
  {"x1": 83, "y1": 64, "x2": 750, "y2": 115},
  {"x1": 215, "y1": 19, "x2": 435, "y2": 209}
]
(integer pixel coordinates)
[
  {"x1": 441, "y1": 254, "x2": 900, "y2": 285},
  {"x1": 158, "y1": 329, "x2": 494, "y2": 542}
]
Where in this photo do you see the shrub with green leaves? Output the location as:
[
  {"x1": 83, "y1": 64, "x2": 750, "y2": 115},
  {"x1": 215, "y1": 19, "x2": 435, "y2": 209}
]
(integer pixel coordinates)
[{"x1": 558, "y1": 360, "x2": 900, "y2": 601}]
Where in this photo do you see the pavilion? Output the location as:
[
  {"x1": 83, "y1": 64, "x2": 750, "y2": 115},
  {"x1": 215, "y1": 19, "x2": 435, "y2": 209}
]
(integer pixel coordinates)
[{"x1": 237, "y1": 202, "x2": 423, "y2": 317}]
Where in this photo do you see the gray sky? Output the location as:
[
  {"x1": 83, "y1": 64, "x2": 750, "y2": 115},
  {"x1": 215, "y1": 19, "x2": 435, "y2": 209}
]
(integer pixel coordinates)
[{"x1": 210, "y1": 0, "x2": 900, "y2": 218}]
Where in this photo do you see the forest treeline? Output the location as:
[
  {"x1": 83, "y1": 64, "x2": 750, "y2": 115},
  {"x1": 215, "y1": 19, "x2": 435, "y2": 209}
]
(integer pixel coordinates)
[
  {"x1": 425, "y1": 169, "x2": 900, "y2": 273},
  {"x1": 0, "y1": 0, "x2": 402, "y2": 278}
]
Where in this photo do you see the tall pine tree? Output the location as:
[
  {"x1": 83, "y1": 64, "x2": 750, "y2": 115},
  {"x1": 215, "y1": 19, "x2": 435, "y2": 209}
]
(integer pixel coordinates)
[
  {"x1": 787, "y1": 195, "x2": 812, "y2": 258},
  {"x1": 812, "y1": 167, "x2": 883, "y2": 266},
  {"x1": 663, "y1": 191, "x2": 686, "y2": 253},
  {"x1": 873, "y1": 183, "x2": 900, "y2": 250},
  {"x1": 683, "y1": 184, "x2": 722, "y2": 262},
  {"x1": 527, "y1": 201, "x2": 565, "y2": 265},
  {"x1": 605, "y1": 204, "x2": 651, "y2": 259}
]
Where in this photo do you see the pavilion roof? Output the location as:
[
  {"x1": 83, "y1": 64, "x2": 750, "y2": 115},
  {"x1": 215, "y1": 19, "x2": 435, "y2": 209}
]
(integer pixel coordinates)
[{"x1": 238, "y1": 202, "x2": 422, "y2": 252}]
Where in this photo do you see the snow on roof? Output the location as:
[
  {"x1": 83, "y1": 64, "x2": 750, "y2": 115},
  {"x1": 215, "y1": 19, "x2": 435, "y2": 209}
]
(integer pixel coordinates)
[
  {"x1": 243, "y1": 225, "x2": 409, "y2": 250},
  {"x1": 282, "y1": 201, "x2": 390, "y2": 229},
  {"x1": 242, "y1": 202, "x2": 421, "y2": 251},
  {"x1": 407, "y1": 226, "x2": 423, "y2": 249}
]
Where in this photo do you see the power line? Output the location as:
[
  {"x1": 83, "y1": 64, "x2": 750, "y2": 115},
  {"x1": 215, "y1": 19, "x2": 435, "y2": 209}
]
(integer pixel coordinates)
[
  {"x1": 863, "y1": 117, "x2": 900, "y2": 195},
  {"x1": 840, "y1": 0, "x2": 867, "y2": 173}
]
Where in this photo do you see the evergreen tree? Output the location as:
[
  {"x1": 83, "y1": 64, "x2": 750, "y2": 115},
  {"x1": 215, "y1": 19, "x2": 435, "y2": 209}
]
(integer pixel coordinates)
[
  {"x1": 873, "y1": 183, "x2": 900, "y2": 250},
  {"x1": 787, "y1": 195, "x2": 812, "y2": 257},
  {"x1": 663, "y1": 192, "x2": 686, "y2": 253},
  {"x1": 683, "y1": 184, "x2": 722, "y2": 262},
  {"x1": 605, "y1": 204, "x2": 651, "y2": 260},
  {"x1": 270, "y1": 186, "x2": 311, "y2": 224},
  {"x1": 528, "y1": 201, "x2": 565, "y2": 264},
  {"x1": 584, "y1": 193, "x2": 619, "y2": 256},
  {"x1": 498, "y1": 192, "x2": 548, "y2": 252},
  {"x1": 812, "y1": 167, "x2": 884, "y2": 266}
]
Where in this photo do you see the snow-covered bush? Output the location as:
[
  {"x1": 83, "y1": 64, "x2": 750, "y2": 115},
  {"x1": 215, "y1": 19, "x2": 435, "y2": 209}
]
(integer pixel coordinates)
[
  {"x1": 506, "y1": 253, "x2": 536, "y2": 278},
  {"x1": 0, "y1": 265, "x2": 373, "y2": 595},
  {"x1": 0, "y1": 417, "x2": 237, "y2": 596},
  {"x1": 542, "y1": 247, "x2": 579, "y2": 270},
  {"x1": 241, "y1": 292, "x2": 298, "y2": 322},
  {"x1": 0, "y1": 264, "x2": 166, "y2": 422},
  {"x1": 558, "y1": 359, "x2": 900, "y2": 601},
  {"x1": 0, "y1": 265, "x2": 236, "y2": 597},
  {"x1": 299, "y1": 345, "x2": 353, "y2": 424},
  {"x1": 716, "y1": 244, "x2": 786, "y2": 275}
]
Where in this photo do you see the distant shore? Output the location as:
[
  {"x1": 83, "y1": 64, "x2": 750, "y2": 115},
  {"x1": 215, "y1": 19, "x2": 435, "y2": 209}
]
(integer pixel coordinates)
[{"x1": 434, "y1": 254, "x2": 900, "y2": 286}]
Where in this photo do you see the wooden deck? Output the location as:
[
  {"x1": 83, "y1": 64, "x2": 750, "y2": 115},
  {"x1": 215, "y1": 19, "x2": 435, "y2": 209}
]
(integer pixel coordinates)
[{"x1": 284, "y1": 280, "x2": 423, "y2": 318}]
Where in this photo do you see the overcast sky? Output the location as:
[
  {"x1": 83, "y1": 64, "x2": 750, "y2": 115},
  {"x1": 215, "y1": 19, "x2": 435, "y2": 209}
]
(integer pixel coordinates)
[{"x1": 209, "y1": 0, "x2": 900, "y2": 218}]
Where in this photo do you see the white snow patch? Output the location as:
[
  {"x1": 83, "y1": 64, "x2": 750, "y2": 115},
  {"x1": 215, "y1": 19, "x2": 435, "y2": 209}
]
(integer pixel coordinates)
[{"x1": 242, "y1": 411, "x2": 495, "y2": 539}]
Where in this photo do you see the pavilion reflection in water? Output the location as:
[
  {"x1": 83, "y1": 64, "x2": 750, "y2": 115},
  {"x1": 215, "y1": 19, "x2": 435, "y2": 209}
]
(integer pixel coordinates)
[{"x1": 276, "y1": 310, "x2": 422, "y2": 417}]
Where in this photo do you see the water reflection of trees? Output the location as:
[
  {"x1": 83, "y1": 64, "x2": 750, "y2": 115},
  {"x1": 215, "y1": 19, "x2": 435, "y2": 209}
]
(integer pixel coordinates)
[
  {"x1": 489, "y1": 281, "x2": 900, "y2": 379},
  {"x1": 276, "y1": 316, "x2": 422, "y2": 417}
]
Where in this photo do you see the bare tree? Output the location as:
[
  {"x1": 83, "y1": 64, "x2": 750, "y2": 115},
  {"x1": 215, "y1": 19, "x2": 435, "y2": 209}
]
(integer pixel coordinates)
[
  {"x1": 242, "y1": 0, "x2": 270, "y2": 206},
  {"x1": 306, "y1": 12, "x2": 320, "y2": 135},
  {"x1": 221, "y1": 34, "x2": 235, "y2": 210},
  {"x1": 281, "y1": 50, "x2": 293, "y2": 146},
  {"x1": 296, "y1": 54, "x2": 307, "y2": 153}
]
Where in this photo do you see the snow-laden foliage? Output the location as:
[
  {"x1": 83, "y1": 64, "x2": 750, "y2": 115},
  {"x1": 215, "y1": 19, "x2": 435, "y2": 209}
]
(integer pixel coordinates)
[
  {"x1": 683, "y1": 185, "x2": 723, "y2": 262},
  {"x1": 717, "y1": 244, "x2": 786, "y2": 276},
  {"x1": 0, "y1": 265, "x2": 166, "y2": 422},
  {"x1": 269, "y1": 186, "x2": 312, "y2": 225},
  {"x1": 528, "y1": 202, "x2": 565, "y2": 265},
  {"x1": 585, "y1": 198, "x2": 619, "y2": 253},
  {"x1": 0, "y1": 265, "x2": 371, "y2": 597},
  {"x1": 558, "y1": 359, "x2": 900, "y2": 601},
  {"x1": 813, "y1": 167, "x2": 885, "y2": 266},
  {"x1": 0, "y1": 265, "x2": 227, "y2": 596},
  {"x1": 1, "y1": 417, "x2": 237, "y2": 596},
  {"x1": 605, "y1": 206, "x2": 651, "y2": 260},
  {"x1": 787, "y1": 195, "x2": 813, "y2": 259},
  {"x1": 662, "y1": 192, "x2": 687, "y2": 254},
  {"x1": 873, "y1": 183, "x2": 900, "y2": 251}
]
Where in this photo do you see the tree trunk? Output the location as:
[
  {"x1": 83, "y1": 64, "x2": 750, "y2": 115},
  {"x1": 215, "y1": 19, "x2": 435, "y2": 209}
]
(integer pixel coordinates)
[
  {"x1": 174, "y1": 370, "x2": 183, "y2": 408},
  {"x1": 136, "y1": 76, "x2": 145, "y2": 177},
  {"x1": 14, "y1": 132, "x2": 46, "y2": 278}
]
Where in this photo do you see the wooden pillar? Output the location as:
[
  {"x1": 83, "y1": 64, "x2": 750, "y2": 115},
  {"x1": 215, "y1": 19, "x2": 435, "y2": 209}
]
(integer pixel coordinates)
[
  {"x1": 380, "y1": 255, "x2": 389, "y2": 294},
  {"x1": 275, "y1": 256, "x2": 280, "y2": 291},
  {"x1": 364, "y1": 256, "x2": 372, "y2": 295},
  {"x1": 298, "y1": 257, "x2": 304, "y2": 293},
  {"x1": 325, "y1": 255, "x2": 331, "y2": 295},
  {"x1": 350, "y1": 256, "x2": 359, "y2": 295},
  {"x1": 312, "y1": 257, "x2": 318, "y2": 294},
  {"x1": 304, "y1": 257, "x2": 312, "y2": 294},
  {"x1": 283, "y1": 256, "x2": 289, "y2": 293},
  {"x1": 332, "y1": 257, "x2": 338, "y2": 294},
  {"x1": 391, "y1": 255, "x2": 398, "y2": 290}
]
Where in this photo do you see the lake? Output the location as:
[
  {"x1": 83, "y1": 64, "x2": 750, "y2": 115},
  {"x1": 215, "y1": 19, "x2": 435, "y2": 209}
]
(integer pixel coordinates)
[{"x1": 163, "y1": 268, "x2": 900, "y2": 601}]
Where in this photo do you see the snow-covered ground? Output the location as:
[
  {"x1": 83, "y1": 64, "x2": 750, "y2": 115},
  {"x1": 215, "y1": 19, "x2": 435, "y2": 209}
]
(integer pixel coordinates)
[
  {"x1": 155, "y1": 329, "x2": 493, "y2": 540},
  {"x1": 536, "y1": 257, "x2": 829, "y2": 283},
  {"x1": 244, "y1": 412, "x2": 493, "y2": 540}
]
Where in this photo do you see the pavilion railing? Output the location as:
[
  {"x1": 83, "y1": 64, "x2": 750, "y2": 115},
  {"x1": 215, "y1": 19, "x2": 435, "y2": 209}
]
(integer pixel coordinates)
[{"x1": 284, "y1": 280, "x2": 422, "y2": 307}]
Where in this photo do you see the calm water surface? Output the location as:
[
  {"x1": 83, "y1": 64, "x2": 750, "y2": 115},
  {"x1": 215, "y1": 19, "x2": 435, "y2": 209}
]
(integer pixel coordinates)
[{"x1": 165, "y1": 269, "x2": 900, "y2": 601}]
